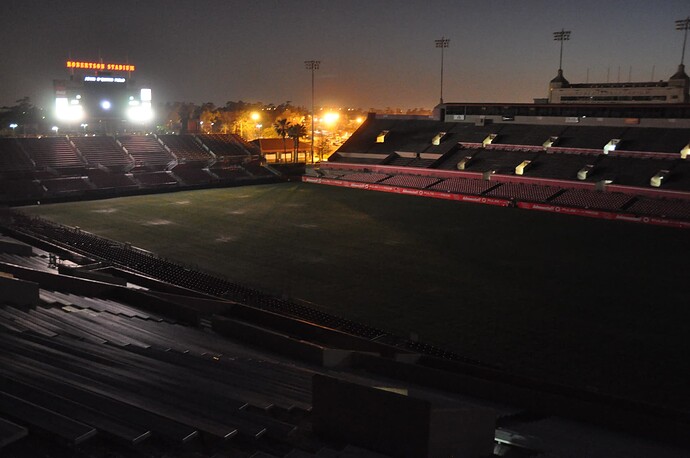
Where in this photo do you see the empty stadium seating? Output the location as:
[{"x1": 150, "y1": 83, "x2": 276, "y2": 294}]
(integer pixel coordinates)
[
  {"x1": 71, "y1": 136, "x2": 132, "y2": 171},
  {"x1": 626, "y1": 197, "x2": 690, "y2": 220},
  {"x1": 20, "y1": 137, "x2": 84, "y2": 170},
  {"x1": 118, "y1": 135, "x2": 174, "y2": 170},
  {"x1": 549, "y1": 189, "x2": 633, "y2": 211},
  {"x1": 172, "y1": 166, "x2": 214, "y2": 185},
  {"x1": 428, "y1": 177, "x2": 496, "y2": 195},
  {"x1": 0, "y1": 138, "x2": 34, "y2": 174},
  {"x1": 158, "y1": 134, "x2": 214, "y2": 164},
  {"x1": 131, "y1": 171, "x2": 179, "y2": 187},
  {"x1": 197, "y1": 134, "x2": 257, "y2": 164},
  {"x1": 339, "y1": 172, "x2": 390, "y2": 183},
  {"x1": 319, "y1": 116, "x2": 690, "y2": 224},
  {"x1": 379, "y1": 174, "x2": 441, "y2": 189},
  {"x1": 0, "y1": 135, "x2": 281, "y2": 204},
  {"x1": 486, "y1": 182, "x2": 562, "y2": 202}
]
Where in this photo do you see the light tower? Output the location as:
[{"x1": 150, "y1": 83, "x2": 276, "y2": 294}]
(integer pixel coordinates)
[
  {"x1": 305, "y1": 60, "x2": 320, "y2": 163},
  {"x1": 553, "y1": 29, "x2": 571, "y2": 73},
  {"x1": 676, "y1": 17, "x2": 690, "y2": 66},
  {"x1": 435, "y1": 37, "x2": 450, "y2": 104}
]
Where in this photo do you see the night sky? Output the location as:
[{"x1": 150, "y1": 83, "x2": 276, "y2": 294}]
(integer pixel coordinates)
[{"x1": 1, "y1": 0, "x2": 688, "y2": 110}]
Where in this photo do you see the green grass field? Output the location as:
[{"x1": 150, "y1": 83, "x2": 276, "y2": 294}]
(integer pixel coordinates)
[{"x1": 21, "y1": 182, "x2": 690, "y2": 408}]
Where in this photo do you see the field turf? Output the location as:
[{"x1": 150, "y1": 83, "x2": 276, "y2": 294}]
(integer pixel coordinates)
[{"x1": 21, "y1": 182, "x2": 690, "y2": 409}]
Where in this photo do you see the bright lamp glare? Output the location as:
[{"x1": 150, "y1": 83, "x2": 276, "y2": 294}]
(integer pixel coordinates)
[
  {"x1": 323, "y1": 112, "x2": 340, "y2": 125},
  {"x1": 101, "y1": 100, "x2": 112, "y2": 110},
  {"x1": 127, "y1": 104, "x2": 154, "y2": 123},
  {"x1": 55, "y1": 97, "x2": 84, "y2": 122}
]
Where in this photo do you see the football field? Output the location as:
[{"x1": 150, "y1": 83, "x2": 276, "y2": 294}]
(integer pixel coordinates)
[{"x1": 21, "y1": 182, "x2": 690, "y2": 409}]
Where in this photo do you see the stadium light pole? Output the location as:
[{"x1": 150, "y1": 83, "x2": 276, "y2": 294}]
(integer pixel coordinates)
[
  {"x1": 676, "y1": 17, "x2": 690, "y2": 66},
  {"x1": 553, "y1": 29, "x2": 571, "y2": 72},
  {"x1": 435, "y1": 37, "x2": 450, "y2": 104},
  {"x1": 305, "y1": 60, "x2": 320, "y2": 164}
]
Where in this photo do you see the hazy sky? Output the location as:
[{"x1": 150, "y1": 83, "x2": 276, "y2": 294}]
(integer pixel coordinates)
[{"x1": 1, "y1": 0, "x2": 688, "y2": 110}]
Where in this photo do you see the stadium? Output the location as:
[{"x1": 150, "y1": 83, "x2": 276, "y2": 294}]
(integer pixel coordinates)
[{"x1": 0, "y1": 56, "x2": 690, "y2": 457}]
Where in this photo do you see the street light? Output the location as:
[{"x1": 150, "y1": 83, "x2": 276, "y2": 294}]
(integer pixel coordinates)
[
  {"x1": 52, "y1": 126, "x2": 59, "y2": 135},
  {"x1": 305, "y1": 60, "x2": 320, "y2": 164},
  {"x1": 553, "y1": 29, "x2": 571, "y2": 71},
  {"x1": 9, "y1": 123, "x2": 18, "y2": 136},
  {"x1": 676, "y1": 17, "x2": 690, "y2": 66},
  {"x1": 435, "y1": 37, "x2": 450, "y2": 104}
]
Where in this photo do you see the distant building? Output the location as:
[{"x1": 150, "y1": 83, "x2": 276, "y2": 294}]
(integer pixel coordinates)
[
  {"x1": 250, "y1": 138, "x2": 311, "y2": 163},
  {"x1": 547, "y1": 65, "x2": 690, "y2": 104}
]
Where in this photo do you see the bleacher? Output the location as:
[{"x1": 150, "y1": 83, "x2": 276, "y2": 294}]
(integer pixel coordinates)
[
  {"x1": 549, "y1": 189, "x2": 634, "y2": 211},
  {"x1": 243, "y1": 161, "x2": 276, "y2": 178},
  {"x1": 486, "y1": 182, "x2": 562, "y2": 202},
  {"x1": 339, "y1": 172, "x2": 390, "y2": 183},
  {"x1": 428, "y1": 177, "x2": 496, "y2": 195},
  {"x1": 435, "y1": 147, "x2": 483, "y2": 170},
  {"x1": 318, "y1": 115, "x2": 690, "y2": 225},
  {"x1": 172, "y1": 166, "x2": 214, "y2": 185},
  {"x1": 40, "y1": 177, "x2": 92, "y2": 195},
  {"x1": 525, "y1": 151, "x2": 596, "y2": 180},
  {"x1": 626, "y1": 197, "x2": 690, "y2": 220},
  {"x1": 0, "y1": 135, "x2": 282, "y2": 204},
  {"x1": 158, "y1": 134, "x2": 214, "y2": 164},
  {"x1": 71, "y1": 136, "x2": 132, "y2": 171},
  {"x1": 20, "y1": 137, "x2": 84, "y2": 171},
  {"x1": 86, "y1": 169, "x2": 137, "y2": 190},
  {"x1": 587, "y1": 155, "x2": 679, "y2": 187},
  {"x1": 491, "y1": 124, "x2": 567, "y2": 147},
  {"x1": 132, "y1": 171, "x2": 179, "y2": 187},
  {"x1": 209, "y1": 166, "x2": 251, "y2": 181},
  {"x1": 462, "y1": 148, "x2": 540, "y2": 174},
  {"x1": 555, "y1": 126, "x2": 627, "y2": 151},
  {"x1": 118, "y1": 135, "x2": 174, "y2": 170},
  {"x1": 0, "y1": 138, "x2": 34, "y2": 174},
  {"x1": 197, "y1": 133, "x2": 256, "y2": 163},
  {"x1": 616, "y1": 127, "x2": 690, "y2": 154},
  {"x1": 380, "y1": 174, "x2": 441, "y2": 189}
]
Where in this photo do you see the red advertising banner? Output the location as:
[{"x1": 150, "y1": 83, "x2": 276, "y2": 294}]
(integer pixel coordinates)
[{"x1": 302, "y1": 176, "x2": 690, "y2": 229}]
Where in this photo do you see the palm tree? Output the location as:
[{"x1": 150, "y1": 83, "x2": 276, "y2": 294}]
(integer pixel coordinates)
[
  {"x1": 287, "y1": 123, "x2": 308, "y2": 162},
  {"x1": 273, "y1": 118, "x2": 291, "y2": 162}
]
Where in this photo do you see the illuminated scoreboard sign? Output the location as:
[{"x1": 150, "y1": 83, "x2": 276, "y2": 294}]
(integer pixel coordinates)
[
  {"x1": 66, "y1": 61, "x2": 136, "y2": 72},
  {"x1": 84, "y1": 76, "x2": 126, "y2": 83}
]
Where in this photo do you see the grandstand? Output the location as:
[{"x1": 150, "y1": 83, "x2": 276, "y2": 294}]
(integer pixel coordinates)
[
  {"x1": 312, "y1": 107, "x2": 690, "y2": 228},
  {"x1": 0, "y1": 134, "x2": 281, "y2": 205}
]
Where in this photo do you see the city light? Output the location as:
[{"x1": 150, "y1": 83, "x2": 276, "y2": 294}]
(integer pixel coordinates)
[{"x1": 322, "y1": 112, "x2": 340, "y2": 125}]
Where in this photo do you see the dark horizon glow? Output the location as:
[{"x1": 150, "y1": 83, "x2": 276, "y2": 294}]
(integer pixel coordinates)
[{"x1": 0, "y1": 0, "x2": 688, "y2": 110}]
